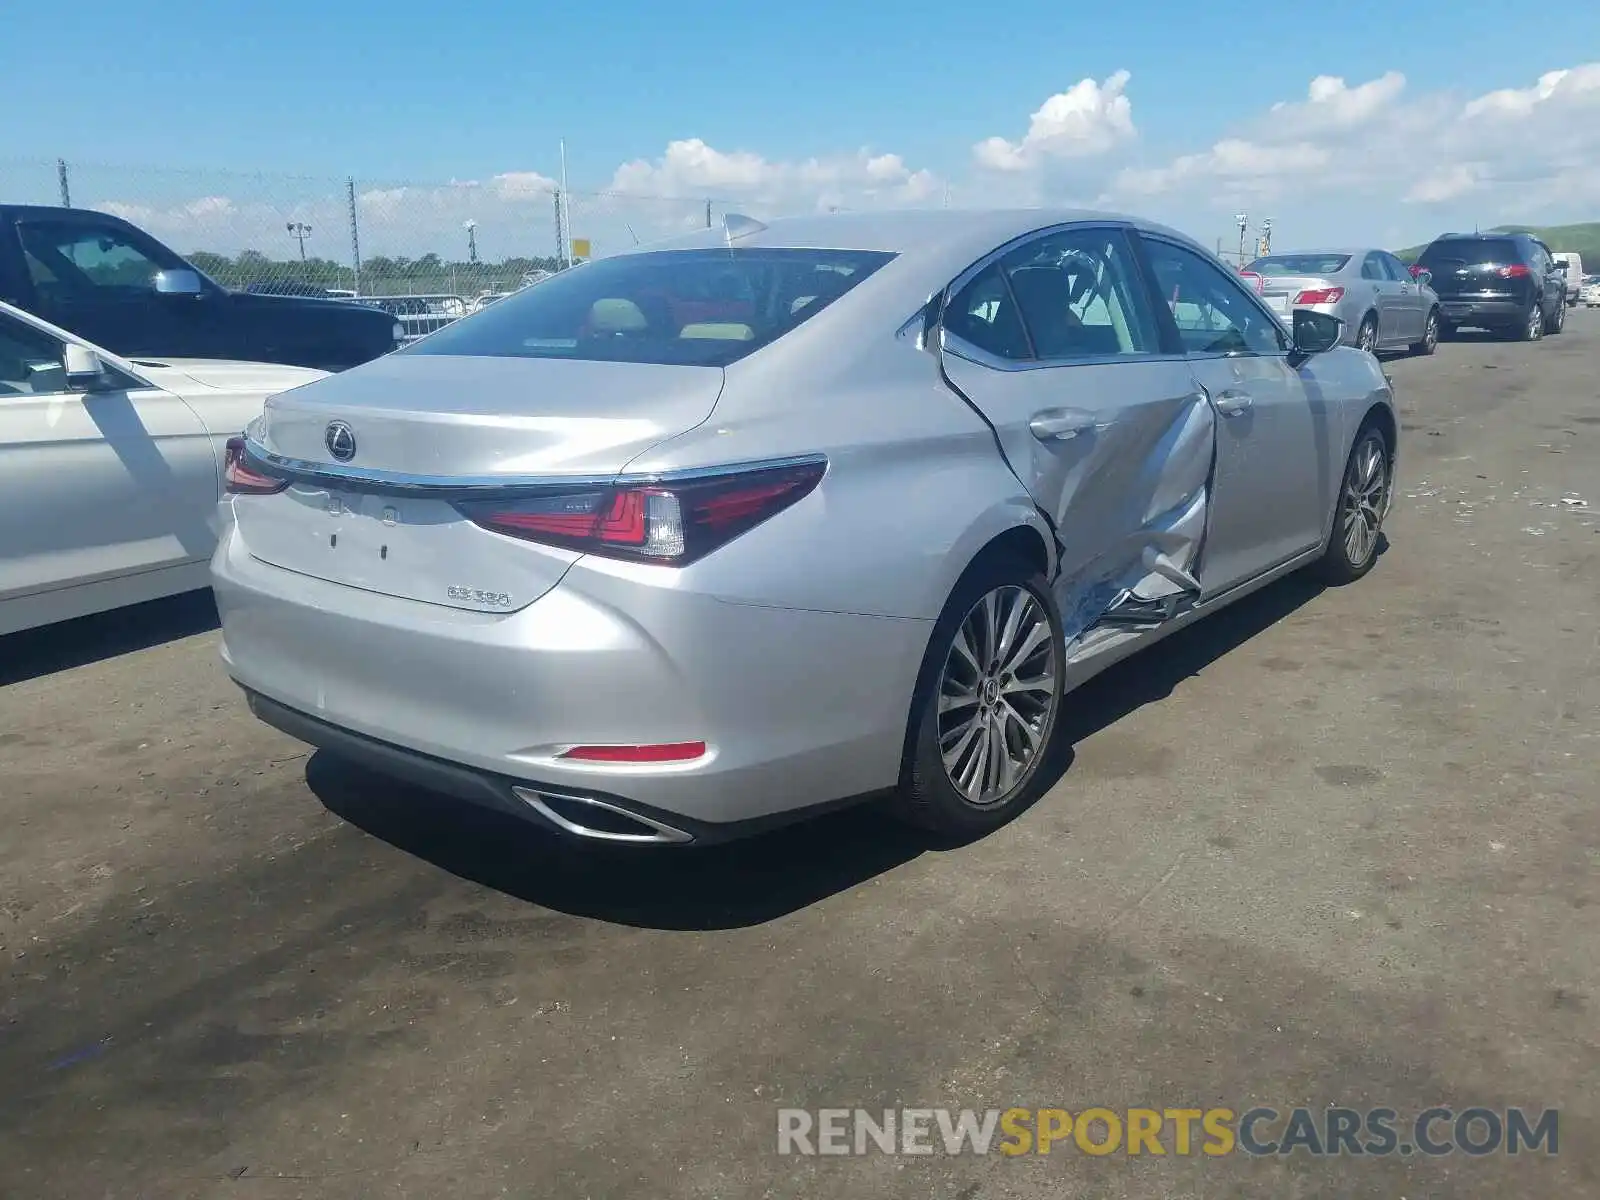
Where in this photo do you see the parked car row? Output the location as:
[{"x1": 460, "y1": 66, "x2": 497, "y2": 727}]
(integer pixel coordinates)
[{"x1": 1243, "y1": 230, "x2": 1577, "y2": 352}]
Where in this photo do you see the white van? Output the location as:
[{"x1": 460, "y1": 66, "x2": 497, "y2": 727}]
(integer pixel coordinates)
[{"x1": 1553, "y1": 253, "x2": 1584, "y2": 304}]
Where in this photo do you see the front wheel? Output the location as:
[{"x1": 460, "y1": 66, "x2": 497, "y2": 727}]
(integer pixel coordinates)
[
  {"x1": 1312, "y1": 424, "x2": 1391, "y2": 586},
  {"x1": 892, "y1": 557, "x2": 1065, "y2": 838},
  {"x1": 1409, "y1": 309, "x2": 1439, "y2": 356}
]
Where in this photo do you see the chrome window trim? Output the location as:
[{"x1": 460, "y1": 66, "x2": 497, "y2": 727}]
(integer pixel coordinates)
[{"x1": 239, "y1": 434, "x2": 828, "y2": 498}]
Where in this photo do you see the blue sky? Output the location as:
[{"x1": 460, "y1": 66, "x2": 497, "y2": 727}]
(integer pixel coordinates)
[{"x1": 6, "y1": 0, "x2": 1600, "y2": 257}]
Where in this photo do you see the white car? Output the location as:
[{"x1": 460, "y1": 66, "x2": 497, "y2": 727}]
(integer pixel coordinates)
[
  {"x1": 1581, "y1": 274, "x2": 1600, "y2": 307},
  {"x1": 0, "y1": 299, "x2": 326, "y2": 635}
]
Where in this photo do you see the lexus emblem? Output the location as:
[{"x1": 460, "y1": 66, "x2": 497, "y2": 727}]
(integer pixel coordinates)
[{"x1": 325, "y1": 421, "x2": 356, "y2": 462}]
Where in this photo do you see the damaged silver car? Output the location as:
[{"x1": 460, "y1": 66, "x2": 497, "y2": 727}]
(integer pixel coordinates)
[{"x1": 212, "y1": 209, "x2": 1397, "y2": 846}]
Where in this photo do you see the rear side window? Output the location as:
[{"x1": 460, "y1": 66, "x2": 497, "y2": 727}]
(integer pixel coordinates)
[
  {"x1": 402, "y1": 248, "x2": 895, "y2": 367},
  {"x1": 1249, "y1": 254, "x2": 1350, "y2": 276},
  {"x1": 1419, "y1": 239, "x2": 1520, "y2": 267}
]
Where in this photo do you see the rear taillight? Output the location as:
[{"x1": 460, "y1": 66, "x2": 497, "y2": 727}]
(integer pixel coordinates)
[
  {"x1": 1294, "y1": 287, "x2": 1345, "y2": 304},
  {"x1": 458, "y1": 458, "x2": 826, "y2": 567},
  {"x1": 1498, "y1": 264, "x2": 1532, "y2": 279},
  {"x1": 224, "y1": 436, "x2": 288, "y2": 495}
]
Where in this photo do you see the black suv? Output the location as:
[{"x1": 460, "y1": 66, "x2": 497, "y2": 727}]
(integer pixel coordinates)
[{"x1": 1415, "y1": 231, "x2": 1568, "y2": 341}]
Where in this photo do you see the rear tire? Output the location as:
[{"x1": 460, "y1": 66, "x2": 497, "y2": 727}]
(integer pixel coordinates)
[
  {"x1": 1409, "y1": 308, "x2": 1439, "y2": 356},
  {"x1": 1544, "y1": 298, "x2": 1565, "y2": 335},
  {"x1": 1355, "y1": 314, "x2": 1379, "y2": 354},
  {"x1": 1312, "y1": 422, "x2": 1391, "y2": 586},
  {"x1": 891, "y1": 556, "x2": 1065, "y2": 839},
  {"x1": 1517, "y1": 301, "x2": 1544, "y2": 341}
]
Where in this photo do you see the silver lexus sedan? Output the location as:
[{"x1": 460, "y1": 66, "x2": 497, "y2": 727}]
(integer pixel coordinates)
[
  {"x1": 1245, "y1": 248, "x2": 1441, "y2": 356},
  {"x1": 213, "y1": 209, "x2": 1398, "y2": 846}
]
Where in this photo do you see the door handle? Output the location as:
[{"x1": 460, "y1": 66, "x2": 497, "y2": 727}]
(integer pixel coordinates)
[
  {"x1": 1213, "y1": 389, "x2": 1253, "y2": 417},
  {"x1": 1029, "y1": 408, "x2": 1103, "y2": 442}
]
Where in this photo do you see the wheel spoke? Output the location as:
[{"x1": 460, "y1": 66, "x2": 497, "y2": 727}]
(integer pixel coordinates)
[
  {"x1": 950, "y1": 624, "x2": 982, "y2": 675},
  {"x1": 979, "y1": 590, "x2": 1001, "y2": 666},
  {"x1": 1003, "y1": 671, "x2": 1054, "y2": 701},
  {"x1": 992, "y1": 589, "x2": 1028, "y2": 669},
  {"x1": 1001, "y1": 613, "x2": 1050, "y2": 677}
]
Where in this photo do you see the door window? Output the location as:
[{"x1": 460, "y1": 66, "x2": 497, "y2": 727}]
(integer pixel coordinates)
[
  {"x1": 1379, "y1": 253, "x2": 1409, "y2": 281},
  {"x1": 1361, "y1": 253, "x2": 1387, "y2": 281},
  {"x1": 0, "y1": 315, "x2": 68, "y2": 396},
  {"x1": 943, "y1": 227, "x2": 1160, "y2": 363},
  {"x1": 998, "y1": 228, "x2": 1158, "y2": 360},
  {"x1": 16, "y1": 221, "x2": 185, "y2": 302},
  {"x1": 943, "y1": 264, "x2": 1034, "y2": 361},
  {"x1": 1143, "y1": 239, "x2": 1288, "y2": 356}
]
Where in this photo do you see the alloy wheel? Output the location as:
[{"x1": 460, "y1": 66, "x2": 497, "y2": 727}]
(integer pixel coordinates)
[
  {"x1": 1341, "y1": 434, "x2": 1389, "y2": 569},
  {"x1": 1424, "y1": 313, "x2": 1438, "y2": 350},
  {"x1": 1358, "y1": 320, "x2": 1377, "y2": 353},
  {"x1": 1528, "y1": 305, "x2": 1544, "y2": 340},
  {"x1": 937, "y1": 586, "x2": 1059, "y2": 807}
]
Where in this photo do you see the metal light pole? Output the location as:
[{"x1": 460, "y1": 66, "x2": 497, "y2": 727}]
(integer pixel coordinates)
[
  {"x1": 286, "y1": 221, "x2": 312, "y2": 261},
  {"x1": 1260, "y1": 217, "x2": 1273, "y2": 256},
  {"x1": 464, "y1": 220, "x2": 478, "y2": 265},
  {"x1": 1235, "y1": 212, "x2": 1248, "y2": 265}
]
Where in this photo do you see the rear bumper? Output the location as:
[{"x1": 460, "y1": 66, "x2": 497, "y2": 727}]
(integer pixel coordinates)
[
  {"x1": 211, "y1": 523, "x2": 930, "y2": 836},
  {"x1": 1435, "y1": 298, "x2": 1525, "y2": 326}
]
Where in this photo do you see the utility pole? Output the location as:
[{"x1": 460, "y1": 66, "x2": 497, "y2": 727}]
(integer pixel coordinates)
[
  {"x1": 1235, "y1": 212, "x2": 1248, "y2": 265},
  {"x1": 553, "y1": 191, "x2": 564, "y2": 266},
  {"x1": 559, "y1": 138, "x2": 571, "y2": 268},
  {"x1": 286, "y1": 221, "x2": 312, "y2": 262},
  {"x1": 464, "y1": 219, "x2": 478, "y2": 265},
  {"x1": 346, "y1": 178, "x2": 361, "y2": 295},
  {"x1": 57, "y1": 159, "x2": 71, "y2": 207},
  {"x1": 705, "y1": 199, "x2": 712, "y2": 228},
  {"x1": 1259, "y1": 217, "x2": 1273, "y2": 256}
]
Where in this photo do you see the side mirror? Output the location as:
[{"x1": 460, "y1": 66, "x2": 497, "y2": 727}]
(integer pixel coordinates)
[
  {"x1": 1289, "y1": 309, "x2": 1343, "y2": 364},
  {"x1": 64, "y1": 343, "x2": 113, "y2": 391},
  {"x1": 153, "y1": 268, "x2": 203, "y2": 296}
]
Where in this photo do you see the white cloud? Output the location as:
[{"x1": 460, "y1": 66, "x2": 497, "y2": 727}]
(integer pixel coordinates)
[
  {"x1": 973, "y1": 71, "x2": 1136, "y2": 171},
  {"x1": 1102, "y1": 62, "x2": 1600, "y2": 243},
  {"x1": 606, "y1": 137, "x2": 939, "y2": 219},
  {"x1": 76, "y1": 60, "x2": 1600, "y2": 265}
]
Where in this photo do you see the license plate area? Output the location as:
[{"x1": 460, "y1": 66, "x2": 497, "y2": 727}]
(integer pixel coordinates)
[{"x1": 236, "y1": 484, "x2": 577, "y2": 613}]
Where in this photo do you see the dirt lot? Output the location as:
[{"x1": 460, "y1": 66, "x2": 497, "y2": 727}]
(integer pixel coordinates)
[{"x1": 3, "y1": 318, "x2": 1598, "y2": 1199}]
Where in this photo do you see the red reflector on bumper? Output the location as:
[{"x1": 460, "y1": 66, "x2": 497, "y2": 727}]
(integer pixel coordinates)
[{"x1": 560, "y1": 741, "x2": 707, "y2": 763}]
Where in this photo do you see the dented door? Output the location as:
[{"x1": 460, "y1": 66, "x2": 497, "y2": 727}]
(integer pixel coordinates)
[
  {"x1": 937, "y1": 225, "x2": 1219, "y2": 645},
  {"x1": 941, "y1": 352, "x2": 1215, "y2": 640}
]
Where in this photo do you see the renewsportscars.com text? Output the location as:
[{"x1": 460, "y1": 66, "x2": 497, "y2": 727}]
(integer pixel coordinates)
[{"x1": 777, "y1": 1106, "x2": 1559, "y2": 1158}]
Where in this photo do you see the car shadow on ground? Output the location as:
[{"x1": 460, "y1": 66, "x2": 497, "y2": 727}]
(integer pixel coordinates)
[
  {"x1": 0, "y1": 590, "x2": 218, "y2": 688},
  {"x1": 315, "y1": 566, "x2": 1340, "y2": 930}
]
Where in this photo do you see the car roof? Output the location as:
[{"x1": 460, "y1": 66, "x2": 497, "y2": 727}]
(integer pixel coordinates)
[
  {"x1": 636, "y1": 207, "x2": 1205, "y2": 258},
  {"x1": 1255, "y1": 247, "x2": 1370, "y2": 256}
]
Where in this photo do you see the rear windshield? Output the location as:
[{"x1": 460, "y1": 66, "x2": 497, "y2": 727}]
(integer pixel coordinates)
[
  {"x1": 1419, "y1": 238, "x2": 1519, "y2": 266},
  {"x1": 402, "y1": 247, "x2": 896, "y2": 367},
  {"x1": 1247, "y1": 254, "x2": 1349, "y2": 276}
]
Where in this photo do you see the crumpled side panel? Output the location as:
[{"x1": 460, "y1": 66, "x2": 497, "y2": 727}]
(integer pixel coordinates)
[{"x1": 1048, "y1": 389, "x2": 1216, "y2": 644}]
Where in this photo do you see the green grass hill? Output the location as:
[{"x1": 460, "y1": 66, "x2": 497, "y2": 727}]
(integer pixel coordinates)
[{"x1": 1397, "y1": 222, "x2": 1600, "y2": 264}]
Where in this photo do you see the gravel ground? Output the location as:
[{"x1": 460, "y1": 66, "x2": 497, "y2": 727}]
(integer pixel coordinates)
[{"x1": 2, "y1": 316, "x2": 1597, "y2": 1199}]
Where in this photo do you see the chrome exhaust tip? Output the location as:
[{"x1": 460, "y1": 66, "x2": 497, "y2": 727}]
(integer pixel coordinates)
[{"x1": 512, "y1": 787, "x2": 695, "y2": 845}]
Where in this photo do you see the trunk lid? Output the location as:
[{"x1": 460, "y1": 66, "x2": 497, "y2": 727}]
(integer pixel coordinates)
[
  {"x1": 233, "y1": 354, "x2": 724, "y2": 612},
  {"x1": 1255, "y1": 274, "x2": 1333, "y2": 316}
]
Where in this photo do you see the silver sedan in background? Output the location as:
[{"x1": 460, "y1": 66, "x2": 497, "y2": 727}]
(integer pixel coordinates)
[
  {"x1": 213, "y1": 209, "x2": 1398, "y2": 848},
  {"x1": 1246, "y1": 247, "x2": 1440, "y2": 356}
]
